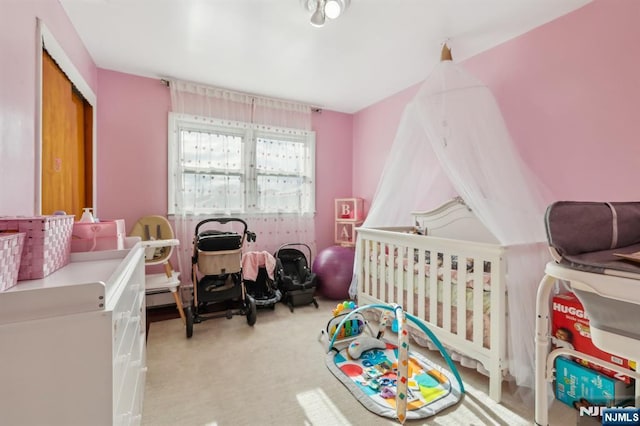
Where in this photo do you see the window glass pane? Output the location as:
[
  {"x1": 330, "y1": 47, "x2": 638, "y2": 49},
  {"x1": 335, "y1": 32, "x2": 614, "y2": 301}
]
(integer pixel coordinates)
[
  {"x1": 169, "y1": 113, "x2": 314, "y2": 215},
  {"x1": 256, "y1": 137, "x2": 305, "y2": 174},
  {"x1": 257, "y1": 175, "x2": 304, "y2": 212},
  {"x1": 181, "y1": 130, "x2": 242, "y2": 172},
  {"x1": 183, "y1": 172, "x2": 243, "y2": 211}
]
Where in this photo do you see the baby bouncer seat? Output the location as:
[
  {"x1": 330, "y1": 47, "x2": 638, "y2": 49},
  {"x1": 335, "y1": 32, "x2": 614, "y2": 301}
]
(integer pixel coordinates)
[
  {"x1": 274, "y1": 243, "x2": 318, "y2": 312},
  {"x1": 535, "y1": 201, "x2": 640, "y2": 425}
]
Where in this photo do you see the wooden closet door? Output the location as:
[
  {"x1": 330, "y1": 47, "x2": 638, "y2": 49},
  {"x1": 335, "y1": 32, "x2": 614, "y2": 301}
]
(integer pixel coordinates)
[{"x1": 41, "y1": 50, "x2": 92, "y2": 219}]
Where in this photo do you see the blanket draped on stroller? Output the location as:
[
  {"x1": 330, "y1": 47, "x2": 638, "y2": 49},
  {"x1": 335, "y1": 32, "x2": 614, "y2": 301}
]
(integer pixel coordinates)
[{"x1": 242, "y1": 251, "x2": 281, "y2": 308}]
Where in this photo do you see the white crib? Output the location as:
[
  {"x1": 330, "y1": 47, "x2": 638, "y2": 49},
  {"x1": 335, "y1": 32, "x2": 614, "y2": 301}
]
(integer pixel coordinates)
[{"x1": 355, "y1": 198, "x2": 509, "y2": 402}]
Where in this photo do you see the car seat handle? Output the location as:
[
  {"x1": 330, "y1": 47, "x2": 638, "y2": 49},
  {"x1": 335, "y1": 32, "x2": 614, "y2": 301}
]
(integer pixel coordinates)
[{"x1": 274, "y1": 242, "x2": 313, "y2": 263}]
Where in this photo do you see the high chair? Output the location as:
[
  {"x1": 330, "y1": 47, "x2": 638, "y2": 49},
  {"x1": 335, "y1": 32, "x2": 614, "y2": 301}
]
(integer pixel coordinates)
[{"x1": 130, "y1": 215, "x2": 186, "y2": 325}]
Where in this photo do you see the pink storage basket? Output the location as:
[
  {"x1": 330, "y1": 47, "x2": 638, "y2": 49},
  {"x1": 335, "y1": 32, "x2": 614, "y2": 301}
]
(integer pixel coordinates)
[
  {"x1": 70, "y1": 219, "x2": 126, "y2": 252},
  {"x1": 0, "y1": 232, "x2": 25, "y2": 291},
  {"x1": 0, "y1": 215, "x2": 74, "y2": 280}
]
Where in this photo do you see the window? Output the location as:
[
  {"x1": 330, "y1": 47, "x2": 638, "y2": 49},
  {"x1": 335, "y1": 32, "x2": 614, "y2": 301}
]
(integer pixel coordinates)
[{"x1": 168, "y1": 113, "x2": 315, "y2": 215}]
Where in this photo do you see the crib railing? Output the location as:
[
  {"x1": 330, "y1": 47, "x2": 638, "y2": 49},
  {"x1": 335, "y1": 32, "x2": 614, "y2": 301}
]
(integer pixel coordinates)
[{"x1": 355, "y1": 226, "x2": 508, "y2": 402}]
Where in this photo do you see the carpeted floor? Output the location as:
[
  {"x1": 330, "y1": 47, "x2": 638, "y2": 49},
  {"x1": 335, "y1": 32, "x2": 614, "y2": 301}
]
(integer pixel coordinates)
[
  {"x1": 142, "y1": 297, "x2": 578, "y2": 425},
  {"x1": 146, "y1": 305, "x2": 182, "y2": 337}
]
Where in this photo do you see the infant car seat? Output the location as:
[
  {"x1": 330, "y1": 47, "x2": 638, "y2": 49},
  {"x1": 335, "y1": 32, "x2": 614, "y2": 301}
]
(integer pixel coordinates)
[
  {"x1": 242, "y1": 251, "x2": 281, "y2": 309},
  {"x1": 274, "y1": 243, "x2": 318, "y2": 312}
]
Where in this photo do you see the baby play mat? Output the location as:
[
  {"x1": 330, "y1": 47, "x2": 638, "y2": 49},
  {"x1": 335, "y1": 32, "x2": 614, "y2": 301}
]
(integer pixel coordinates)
[{"x1": 324, "y1": 304, "x2": 464, "y2": 423}]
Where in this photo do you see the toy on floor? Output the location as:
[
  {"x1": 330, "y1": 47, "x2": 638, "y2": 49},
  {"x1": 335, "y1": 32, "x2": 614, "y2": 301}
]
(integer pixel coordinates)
[
  {"x1": 318, "y1": 300, "x2": 369, "y2": 349},
  {"x1": 333, "y1": 300, "x2": 357, "y2": 316},
  {"x1": 321, "y1": 303, "x2": 464, "y2": 424},
  {"x1": 347, "y1": 335, "x2": 386, "y2": 359}
]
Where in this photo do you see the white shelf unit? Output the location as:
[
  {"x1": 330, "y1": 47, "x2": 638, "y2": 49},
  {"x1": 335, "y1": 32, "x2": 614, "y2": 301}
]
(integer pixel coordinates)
[
  {"x1": 535, "y1": 263, "x2": 640, "y2": 425},
  {"x1": 0, "y1": 244, "x2": 146, "y2": 426}
]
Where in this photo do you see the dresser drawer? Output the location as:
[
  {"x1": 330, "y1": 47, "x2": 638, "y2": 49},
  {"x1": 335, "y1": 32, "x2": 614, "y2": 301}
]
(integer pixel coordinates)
[
  {"x1": 131, "y1": 344, "x2": 147, "y2": 424},
  {"x1": 115, "y1": 330, "x2": 145, "y2": 424},
  {"x1": 113, "y1": 312, "x2": 141, "y2": 404},
  {"x1": 113, "y1": 285, "x2": 143, "y2": 357}
]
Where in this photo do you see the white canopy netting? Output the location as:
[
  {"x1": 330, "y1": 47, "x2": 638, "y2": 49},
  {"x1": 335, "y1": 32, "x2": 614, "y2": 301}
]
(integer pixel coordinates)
[{"x1": 350, "y1": 50, "x2": 552, "y2": 392}]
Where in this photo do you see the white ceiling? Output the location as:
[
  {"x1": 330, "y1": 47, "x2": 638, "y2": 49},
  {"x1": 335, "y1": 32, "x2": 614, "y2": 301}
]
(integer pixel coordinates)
[{"x1": 59, "y1": 0, "x2": 592, "y2": 113}]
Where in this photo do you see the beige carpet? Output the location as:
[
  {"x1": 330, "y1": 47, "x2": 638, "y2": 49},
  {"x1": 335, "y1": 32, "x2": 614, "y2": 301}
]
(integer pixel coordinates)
[{"x1": 142, "y1": 297, "x2": 577, "y2": 425}]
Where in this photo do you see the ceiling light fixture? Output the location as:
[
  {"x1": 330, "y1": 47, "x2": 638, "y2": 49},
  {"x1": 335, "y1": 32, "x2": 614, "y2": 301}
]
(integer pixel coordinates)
[
  {"x1": 325, "y1": 0, "x2": 348, "y2": 19},
  {"x1": 303, "y1": 0, "x2": 350, "y2": 27},
  {"x1": 310, "y1": 0, "x2": 326, "y2": 27}
]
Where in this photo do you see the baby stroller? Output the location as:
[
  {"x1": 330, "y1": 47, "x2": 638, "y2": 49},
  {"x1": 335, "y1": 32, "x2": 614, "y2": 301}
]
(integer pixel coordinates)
[
  {"x1": 242, "y1": 251, "x2": 282, "y2": 309},
  {"x1": 186, "y1": 218, "x2": 257, "y2": 338},
  {"x1": 274, "y1": 243, "x2": 319, "y2": 312}
]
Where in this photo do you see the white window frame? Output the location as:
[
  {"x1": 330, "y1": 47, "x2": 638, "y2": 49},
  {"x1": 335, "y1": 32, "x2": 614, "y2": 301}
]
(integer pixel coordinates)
[{"x1": 168, "y1": 113, "x2": 316, "y2": 215}]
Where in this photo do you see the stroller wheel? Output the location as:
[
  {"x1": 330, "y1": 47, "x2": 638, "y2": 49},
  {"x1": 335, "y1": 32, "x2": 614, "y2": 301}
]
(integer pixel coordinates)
[
  {"x1": 185, "y1": 306, "x2": 194, "y2": 338},
  {"x1": 246, "y1": 295, "x2": 257, "y2": 326}
]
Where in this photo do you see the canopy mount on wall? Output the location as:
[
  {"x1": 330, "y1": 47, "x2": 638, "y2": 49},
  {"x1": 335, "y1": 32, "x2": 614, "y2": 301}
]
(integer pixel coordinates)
[{"x1": 440, "y1": 43, "x2": 452, "y2": 61}]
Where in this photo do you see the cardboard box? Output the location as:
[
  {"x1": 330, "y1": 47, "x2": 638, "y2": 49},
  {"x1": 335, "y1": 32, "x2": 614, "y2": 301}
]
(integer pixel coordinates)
[
  {"x1": 552, "y1": 292, "x2": 634, "y2": 383},
  {"x1": 555, "y1": 357, "x2": 635, "y2": 410}
]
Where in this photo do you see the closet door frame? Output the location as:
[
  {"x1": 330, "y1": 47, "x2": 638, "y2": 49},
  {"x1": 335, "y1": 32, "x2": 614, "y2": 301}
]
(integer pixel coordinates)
[{"x1": 35, "y1": 19, "x2": 97, "y2": 216}]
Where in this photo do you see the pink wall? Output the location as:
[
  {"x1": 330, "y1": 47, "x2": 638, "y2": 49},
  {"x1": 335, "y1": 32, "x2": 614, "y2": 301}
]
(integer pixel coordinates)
[
  {"x1": 96, "y1": 69, "x2": 353, "y2": 251},
  {"x1": 0, "y1": 0, "x2": 97, "y2": 215},
  {"x1": 464, "y1": 0, "x2": 640, "y2": 201},
  {"x1": 96, "y1": 70, "x2": 171, "y2": 228},
  {"x1": 311, "y1": 109, "x2": 353, "y2": 251},
  {"x1": 7, "y1": 0, "x2": 636, "y2": 255},
  {"x1": 353, "y1": 0, "x2": 640, "y2": 214}
]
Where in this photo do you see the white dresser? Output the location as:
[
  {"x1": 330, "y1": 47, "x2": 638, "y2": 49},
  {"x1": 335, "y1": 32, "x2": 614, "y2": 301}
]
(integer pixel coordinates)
[{"x1": 0, "y1": 244, "x2": 146, "y2": 426}]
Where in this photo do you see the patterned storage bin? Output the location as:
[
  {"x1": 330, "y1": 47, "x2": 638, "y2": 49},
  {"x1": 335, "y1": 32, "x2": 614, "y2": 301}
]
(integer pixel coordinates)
[
  {"x1": 0, "y1": 215, "x2": 74, "y2": 280},
  {"x1": 0, "y1": 232, "x2": 25, "y2": 291}
]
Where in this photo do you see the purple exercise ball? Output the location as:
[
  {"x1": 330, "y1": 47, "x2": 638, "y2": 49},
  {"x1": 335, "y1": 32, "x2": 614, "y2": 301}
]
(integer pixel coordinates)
[{"x1": 312, "y1": 245, "x2": 355, "y2": 300}]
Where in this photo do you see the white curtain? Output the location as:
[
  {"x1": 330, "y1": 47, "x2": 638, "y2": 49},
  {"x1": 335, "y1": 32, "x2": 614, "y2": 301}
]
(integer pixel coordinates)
[
  {"x1": 169, "y1": 80, "x2": 316, "y2": 284},
  {"x1": 351, "y1": 59, "x2": 553, "y2": 392}
]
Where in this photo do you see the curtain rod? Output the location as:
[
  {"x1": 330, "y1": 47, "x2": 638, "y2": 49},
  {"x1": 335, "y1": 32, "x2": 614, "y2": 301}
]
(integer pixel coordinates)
[{"x1": 159, "y1": 78, "x2": 323, "y2": 113}]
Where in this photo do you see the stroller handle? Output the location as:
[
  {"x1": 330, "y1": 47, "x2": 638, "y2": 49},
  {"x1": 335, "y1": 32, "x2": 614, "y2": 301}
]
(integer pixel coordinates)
[
  {"x1": 275, "y1": 243, "x2": 313, "y2": 263},
  {"x1": 194, "y1": 218, "x2": 256, "y2": 243}
]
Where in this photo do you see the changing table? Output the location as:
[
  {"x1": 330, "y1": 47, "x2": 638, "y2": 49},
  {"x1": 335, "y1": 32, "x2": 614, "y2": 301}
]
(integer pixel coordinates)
[
  {"x1": 0, "y1": 244, "x2": 146, "y2": 426},
  {"x1": 535, "y1": 201, "x2": 640, "y2": 425}
]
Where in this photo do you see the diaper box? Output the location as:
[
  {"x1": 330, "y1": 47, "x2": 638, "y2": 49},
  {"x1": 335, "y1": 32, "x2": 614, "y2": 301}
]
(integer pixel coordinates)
[
  {"x1": 555, "y1": 357, "x2": 635, "y2": 410},
  {"x1": 552, "y1": 292, "x2": 635, "y2": 383}
]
